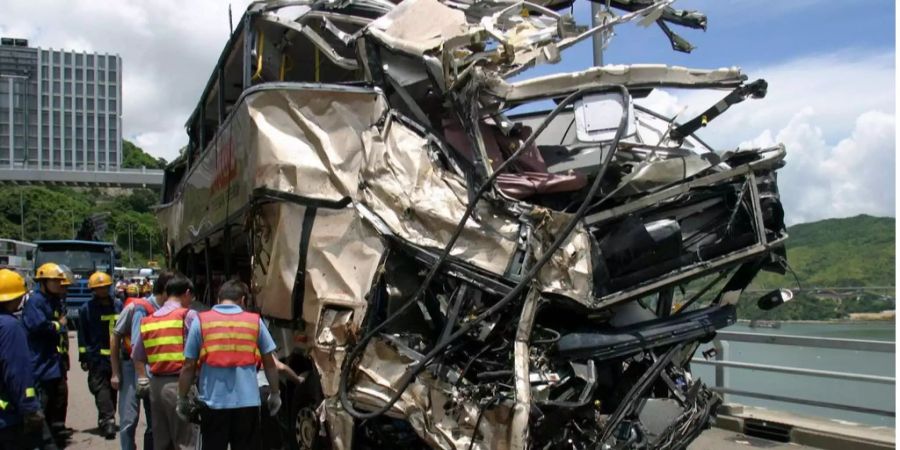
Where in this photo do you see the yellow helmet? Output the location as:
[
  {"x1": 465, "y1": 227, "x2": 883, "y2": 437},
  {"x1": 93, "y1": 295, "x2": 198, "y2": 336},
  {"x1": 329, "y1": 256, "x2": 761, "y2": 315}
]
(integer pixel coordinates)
[
  {"x1": 126, "y1": 284, "x2": 139, "y2": 296},
  {"x1": 0, "y1": 269, "x2": 28, "y2": 302},
  {"x1": 35, "y1": 263, "x2": 67, "y2": 281},
  {"x1": 58, "y1": 264, "x2": 75, "y2": 286},
  {"x1": 88, "y1": 272, "x2": 113, "y2": 289}
]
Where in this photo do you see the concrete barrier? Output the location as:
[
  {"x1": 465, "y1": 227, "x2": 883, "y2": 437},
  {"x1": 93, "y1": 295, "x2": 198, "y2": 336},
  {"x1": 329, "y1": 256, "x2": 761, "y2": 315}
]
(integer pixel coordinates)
[{"x1": 715, "y1": 404, "x2": 895, "y2": 450}]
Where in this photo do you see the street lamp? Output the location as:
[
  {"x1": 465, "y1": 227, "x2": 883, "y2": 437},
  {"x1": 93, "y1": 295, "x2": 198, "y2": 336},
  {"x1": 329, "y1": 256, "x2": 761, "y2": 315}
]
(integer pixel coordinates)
[
  {"x1": 71, "y1": 212, "x2": 76, "y2": 238},
  {"x1": 127, "y1": 223, "x2": 134, "y2": 266}
]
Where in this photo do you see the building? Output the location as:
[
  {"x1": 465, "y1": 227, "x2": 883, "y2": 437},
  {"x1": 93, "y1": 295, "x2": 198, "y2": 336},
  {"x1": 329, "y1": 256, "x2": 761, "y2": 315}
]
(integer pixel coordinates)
[{"x1": 0, "y1": 36, "x2": 121, "y2": 171}]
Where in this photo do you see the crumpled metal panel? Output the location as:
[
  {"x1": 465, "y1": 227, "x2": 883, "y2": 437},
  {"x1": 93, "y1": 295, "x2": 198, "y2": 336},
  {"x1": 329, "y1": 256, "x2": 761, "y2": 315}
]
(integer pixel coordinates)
[
  {"x1": 532, "y1": 208, "x2": 594, "y2": 307},
  {"x1": 247, "y1": 87, "x2": 388, "y2": 202},
  {"x1": 349, "y1": 338, "x2": 512, "y2": 450},
  {"x1": 360, "y1": 117, "x2": 520, "y2": 276},
  {"x1": 157, "y1": 85, "x2": 388, "y2": 254},
  {"x1": 368, "y1": 0, "x2": 468, "y2": 56},
  {"x1": 306, "y1": 207, "x2": 386, "y2": 396},
  {"x1": 251, "y1": 202, "x2": 303, "y2": 320}
]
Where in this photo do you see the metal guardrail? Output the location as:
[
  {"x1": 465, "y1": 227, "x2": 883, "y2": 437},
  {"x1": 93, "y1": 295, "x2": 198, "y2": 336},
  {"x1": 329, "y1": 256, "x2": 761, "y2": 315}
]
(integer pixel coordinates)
[{"x1": 692, "y1": 331, "x2": 896, "y2": 417}]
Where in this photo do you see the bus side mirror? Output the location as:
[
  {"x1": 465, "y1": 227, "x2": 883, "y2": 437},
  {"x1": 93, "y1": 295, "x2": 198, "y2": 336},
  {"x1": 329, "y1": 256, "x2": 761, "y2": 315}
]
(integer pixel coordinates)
[{"x1": 757, "y1": 289, "x2": 794, "y2": 311}]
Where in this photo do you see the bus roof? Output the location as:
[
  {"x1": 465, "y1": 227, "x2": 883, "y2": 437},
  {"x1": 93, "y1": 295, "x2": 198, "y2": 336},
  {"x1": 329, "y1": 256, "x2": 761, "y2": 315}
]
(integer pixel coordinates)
[
  {"x1": 0, "y1": 238, "x2": 36, "y2": 248},
  {"x1": 35, "y1": 240, "x2": 115, "y2": 247}
]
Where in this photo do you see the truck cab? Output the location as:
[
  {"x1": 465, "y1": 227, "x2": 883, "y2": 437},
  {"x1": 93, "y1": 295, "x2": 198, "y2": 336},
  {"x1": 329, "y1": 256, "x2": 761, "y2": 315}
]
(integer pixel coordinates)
[{"x1": 34, "y1": 240, "x2": 117, "y2": 324}]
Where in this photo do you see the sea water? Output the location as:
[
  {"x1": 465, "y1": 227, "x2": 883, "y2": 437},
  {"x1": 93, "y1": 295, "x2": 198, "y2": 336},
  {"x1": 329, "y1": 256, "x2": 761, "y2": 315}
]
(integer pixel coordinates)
[{"x1": 693, "y1": 321, "x2": 895, "y2": 427}]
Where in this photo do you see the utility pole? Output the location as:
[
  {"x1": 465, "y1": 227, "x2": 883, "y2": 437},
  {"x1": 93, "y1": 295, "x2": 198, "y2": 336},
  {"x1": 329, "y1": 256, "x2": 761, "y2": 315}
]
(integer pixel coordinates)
[
  {"x1": 228, "y1": 3, "x2": 234, "y2": 36},
  {"x1": 19, "y1": 190, "x2": 24, "y2": 241},
  {"x1": 128, "y1": 223, "x2": 134, "y2": 266},
  {"x1": 591, "y1": 2, "x2": 605, "y2": 66}
]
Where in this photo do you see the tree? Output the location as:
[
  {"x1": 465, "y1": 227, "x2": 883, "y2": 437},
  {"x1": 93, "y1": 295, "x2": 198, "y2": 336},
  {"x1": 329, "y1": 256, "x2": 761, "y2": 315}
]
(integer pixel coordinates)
[{"x1": 122, "y1": 140, "x2": 168, "y2": 170}]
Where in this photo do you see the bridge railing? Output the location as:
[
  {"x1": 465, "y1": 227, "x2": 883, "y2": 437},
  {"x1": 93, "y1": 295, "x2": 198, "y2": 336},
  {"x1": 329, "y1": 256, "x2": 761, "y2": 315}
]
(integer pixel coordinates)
[{"x1": 692, "y1": 331, "x2": 896, "y2": 417}]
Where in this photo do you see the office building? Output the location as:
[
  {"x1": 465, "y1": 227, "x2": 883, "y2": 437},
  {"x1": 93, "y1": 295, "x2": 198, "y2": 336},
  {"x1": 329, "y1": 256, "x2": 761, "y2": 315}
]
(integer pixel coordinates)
[{"x1": 0, "y1": 37, "x2": 122, "y2": 172}]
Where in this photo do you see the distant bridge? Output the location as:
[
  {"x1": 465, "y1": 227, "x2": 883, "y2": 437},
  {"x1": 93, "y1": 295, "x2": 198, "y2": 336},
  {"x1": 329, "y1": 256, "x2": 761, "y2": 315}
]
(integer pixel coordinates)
[{"x1": 0, "y1": 167, "x2": 163, "y2": 188}]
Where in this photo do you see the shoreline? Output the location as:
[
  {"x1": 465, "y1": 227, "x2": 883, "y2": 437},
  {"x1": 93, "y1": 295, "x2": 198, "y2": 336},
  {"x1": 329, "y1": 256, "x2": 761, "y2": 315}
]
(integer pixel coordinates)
[{"x1": 737, "y1": 318, "x2": 896, "y2": 324}]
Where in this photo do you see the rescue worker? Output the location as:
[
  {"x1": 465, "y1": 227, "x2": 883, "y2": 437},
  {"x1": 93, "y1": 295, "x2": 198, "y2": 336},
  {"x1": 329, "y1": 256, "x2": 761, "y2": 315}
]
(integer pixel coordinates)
[
  {"x1": 126, "y1": 284, "x2": 140, "y2": 300},
  {"x1": 0, "y1": 269, "x2": 45, "y2": 449},
  {"x1": 76, "y1": 272, "x2": 122, "y2": 439},
  {"x1": 115, "y1": 281, "x2": 127, "y2": 303},
  {"x1": 23, "y1": 263, "x2": 70, "y2": 447},
  {"x1": 111, "y1": 271, "x2": 172, "y2": 450},
  {"x1": 132, "y1": 274, "x2": 199, "y2": 450},
  {"x1": 140, "y1": 281, "x2": 152, "y2": 299},
  {"x1": 177, "y1": 280, "x2": 280, "y2": 450},
  {"x1": 51, "y1": 264, "x2": 75, "y2": 446}
]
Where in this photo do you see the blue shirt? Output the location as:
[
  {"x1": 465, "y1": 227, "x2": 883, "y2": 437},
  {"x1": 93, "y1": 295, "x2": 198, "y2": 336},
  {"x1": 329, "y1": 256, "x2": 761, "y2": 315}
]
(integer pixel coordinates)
[
  {"x1": 76, "y1": 297, "x2": 123, "y2": 368},
  {"x1": 22, "y1": 290, "x2": 64, "y2": 381},
  {"x1": 0, "y1": 312, "x2": 41, "y2": 429},
  {"x1": 183, "y1": 304, "x2": 276, "y2": 409}
]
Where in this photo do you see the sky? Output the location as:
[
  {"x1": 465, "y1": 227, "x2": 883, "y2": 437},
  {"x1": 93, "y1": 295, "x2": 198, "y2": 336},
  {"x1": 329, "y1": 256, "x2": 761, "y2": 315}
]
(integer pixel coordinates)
[{"x1": 0, "y1": 0, "x2": 894, "y2": 224}]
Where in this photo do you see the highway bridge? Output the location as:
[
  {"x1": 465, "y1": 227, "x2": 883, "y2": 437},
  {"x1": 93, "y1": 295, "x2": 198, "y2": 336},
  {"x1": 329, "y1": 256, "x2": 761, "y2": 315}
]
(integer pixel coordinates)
[{"x1": 0, "y1": 167, "x2": 163, "y2": 188}]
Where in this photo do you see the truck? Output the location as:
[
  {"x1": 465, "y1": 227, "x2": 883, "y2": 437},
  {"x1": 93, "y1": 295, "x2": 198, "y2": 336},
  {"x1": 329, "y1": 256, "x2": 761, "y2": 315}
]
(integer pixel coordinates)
[
  {"x1": 34, "y1": 240, "x2": 117, "y2": 323},
  {"x1": 156, "y1": 1, "x2": 792, "y2": 449}
]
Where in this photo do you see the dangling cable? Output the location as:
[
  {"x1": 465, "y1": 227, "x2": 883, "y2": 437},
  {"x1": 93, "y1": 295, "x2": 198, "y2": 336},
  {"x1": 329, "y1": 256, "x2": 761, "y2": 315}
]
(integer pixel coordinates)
[{"x1": 338, "y1": 85, "x2": 631, "y2": 420}]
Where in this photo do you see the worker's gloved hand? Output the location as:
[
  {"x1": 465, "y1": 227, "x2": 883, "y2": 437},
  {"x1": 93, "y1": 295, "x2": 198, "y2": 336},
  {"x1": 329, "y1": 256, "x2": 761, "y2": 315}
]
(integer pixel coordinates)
[
  {"x1": 176, "y1": 396, "x2": 191, "y2": 422},
  {"x1": 266, "y1": 391, "x2": 282, "y2": 416},
  {"x1": 80, "y1": 362, "x2": 89, "y2": 372},
  {"x1": 23, "y1": 411, "x2": 45, "y2": 433},
  {"x1": 136, "y1": 377, "x2": 151, "y2": 399}
]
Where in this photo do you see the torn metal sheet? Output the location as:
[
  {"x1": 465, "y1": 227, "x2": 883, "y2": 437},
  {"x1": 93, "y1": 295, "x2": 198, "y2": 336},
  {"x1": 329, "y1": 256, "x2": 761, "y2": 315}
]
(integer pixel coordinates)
[
  {"x1": 359, "y1": 115, "x2": 521, "y2": 276},
  {"x1": 368, "y1": 0, "x2": 468, "y2": 56}
]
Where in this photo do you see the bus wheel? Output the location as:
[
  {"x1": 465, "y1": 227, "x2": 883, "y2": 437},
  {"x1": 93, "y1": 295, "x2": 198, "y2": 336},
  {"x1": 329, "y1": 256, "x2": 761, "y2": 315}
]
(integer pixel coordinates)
[{"x1": 290, "y1": 371, "x2": 330, "y2": 450}]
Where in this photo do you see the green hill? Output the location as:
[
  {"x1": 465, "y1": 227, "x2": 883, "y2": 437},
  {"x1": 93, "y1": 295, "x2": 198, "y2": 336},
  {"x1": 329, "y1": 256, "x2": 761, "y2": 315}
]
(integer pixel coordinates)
[
  {"x1": 123, "y1": 140, "x2": 168, "y2": 170},
  {"x1": 739, "y1": 215, "x2": 895, "y2": 320},
  {"x1": 0, "y1": 140, "x2": 167, "y2": 267}
]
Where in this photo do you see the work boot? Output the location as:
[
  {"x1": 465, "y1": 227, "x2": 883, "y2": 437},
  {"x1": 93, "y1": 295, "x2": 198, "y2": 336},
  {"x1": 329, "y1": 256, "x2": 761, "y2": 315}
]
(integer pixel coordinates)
[{"x1": 101, "y1": 421, "x2": 117, "y2": 440}]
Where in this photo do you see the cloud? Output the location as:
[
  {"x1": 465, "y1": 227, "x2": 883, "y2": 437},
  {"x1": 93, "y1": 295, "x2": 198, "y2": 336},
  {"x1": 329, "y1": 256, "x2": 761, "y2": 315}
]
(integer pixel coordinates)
[
  {"x1": 636, "y1": 51, "x2": 895, "y2": 224},
  {"x1": 0, "y1": 0, "x2": 253, "y2": 162},
  {"x1": 2, "y1": 4, "x2": 893, "y2": 226}
]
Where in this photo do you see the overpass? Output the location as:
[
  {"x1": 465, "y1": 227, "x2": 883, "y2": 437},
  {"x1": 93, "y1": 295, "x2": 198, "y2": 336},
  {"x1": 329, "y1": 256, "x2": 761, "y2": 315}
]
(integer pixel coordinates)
[{"x1": 0, "y1": 167, "x2": 163, "y2": 188}]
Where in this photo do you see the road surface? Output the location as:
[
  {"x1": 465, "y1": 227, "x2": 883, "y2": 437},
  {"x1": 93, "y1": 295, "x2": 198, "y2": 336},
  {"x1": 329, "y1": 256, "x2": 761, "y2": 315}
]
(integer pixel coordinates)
[
  {"x1": 59, "y1": 332, "x2": 814, "y2": 449},
  {"x1": 60, "y1": 332, "x2": 147, "y2": 449}
]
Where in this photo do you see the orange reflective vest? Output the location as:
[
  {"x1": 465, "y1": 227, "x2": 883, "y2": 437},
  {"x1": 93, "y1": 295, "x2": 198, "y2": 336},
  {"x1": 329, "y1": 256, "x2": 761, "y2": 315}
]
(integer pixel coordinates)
[
  {"x1": 198, "y1": 309, "x2": 260, "y2": 368},
  {"x1": 123, "y1": 297, "x2": 157, "y2": 355},
  {"x1": 139, "y1": 308, "x2": 188, "y2": 375}
]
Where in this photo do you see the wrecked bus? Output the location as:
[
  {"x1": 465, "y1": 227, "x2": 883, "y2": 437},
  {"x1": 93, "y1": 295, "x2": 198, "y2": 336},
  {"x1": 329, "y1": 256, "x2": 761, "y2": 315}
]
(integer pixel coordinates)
[{"x1": 156, "y1": 0, "x2": 790, "y2": 448}]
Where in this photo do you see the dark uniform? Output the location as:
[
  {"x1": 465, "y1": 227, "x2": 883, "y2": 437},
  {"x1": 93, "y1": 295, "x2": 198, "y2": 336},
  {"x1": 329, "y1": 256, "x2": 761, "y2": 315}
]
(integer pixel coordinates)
[
  {"x1": 0, "y1": 310, "x2": 43, "y2": 449},
  {"x1": 22, "y1": 289, "x2": 68, "y2": 437},
  {"x1": 77, "y1": 296, "x2": 122, "y2": 433}
]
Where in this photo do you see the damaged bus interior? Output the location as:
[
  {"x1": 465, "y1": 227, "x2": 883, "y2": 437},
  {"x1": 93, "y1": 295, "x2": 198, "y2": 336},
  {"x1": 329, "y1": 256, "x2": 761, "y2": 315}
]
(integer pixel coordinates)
[{"x1": 157, "y1": 0, "x2": 792, "y2": 448}]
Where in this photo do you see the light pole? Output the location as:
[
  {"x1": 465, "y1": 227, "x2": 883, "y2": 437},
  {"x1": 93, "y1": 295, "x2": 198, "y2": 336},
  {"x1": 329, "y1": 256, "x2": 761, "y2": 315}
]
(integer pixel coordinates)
[
  {"x1": 127, "y1": 223, "x2": 134, "y2": 266},
  {"x1": 147, "y1": 230, "x2": 153, "y2": 263},
  {"x1": 70, "y1": 212, "x2": 76, "y2": 238},
  {"x1": 19, "y1": 190, "x2": 24, "y2": 241}
]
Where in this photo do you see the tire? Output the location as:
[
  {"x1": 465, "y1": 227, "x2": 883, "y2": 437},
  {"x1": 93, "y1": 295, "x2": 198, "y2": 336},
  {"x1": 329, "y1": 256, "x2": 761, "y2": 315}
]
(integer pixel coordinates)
[{"x1": 289, "y1": 370, "x2": 331, "y2": 450}]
